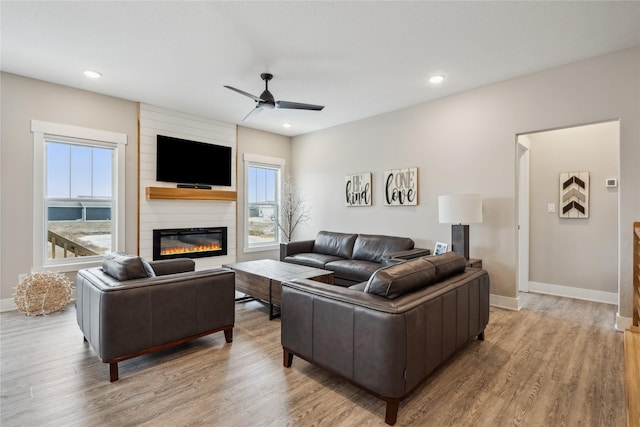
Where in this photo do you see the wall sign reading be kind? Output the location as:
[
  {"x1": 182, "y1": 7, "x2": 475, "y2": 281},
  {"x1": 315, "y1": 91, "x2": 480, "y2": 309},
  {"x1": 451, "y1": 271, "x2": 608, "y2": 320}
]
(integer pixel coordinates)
[
  {"x1": 384, "y1": 167, "x2": 418, "y2": 206},
  {"x1": 345, "y1": 172, "x2": 372, "y2": 206}
]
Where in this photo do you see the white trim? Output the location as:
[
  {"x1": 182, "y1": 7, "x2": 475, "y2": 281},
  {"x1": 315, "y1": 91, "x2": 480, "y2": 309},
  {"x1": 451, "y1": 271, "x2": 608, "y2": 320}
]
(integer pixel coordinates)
[
  {"x1": 516, "y1": 136, "x2": 530, "y2": 292},
  {"x1": 243, "y1": 244, "x2": 280, "y2": 253},
  {"x1": 0, "y1": 298, "x2": 17, "y2": 313},
  {"x1": 615, "y1": 313, "x2": 632, "y2": 332},
  {"x1": 243, "y1": 153, "x2": 286, "y2": 253},
  {"x1": 1, "y1": 297, "x2": 76, "y2": 313},
  {"x1": 31, "y1": 120, "x2": 127, "y2": 145},
  {"x1": 243, "y1": 153, "x2": 286, "y2": 166},
  {"x1": 529, "y1": 281, "x2": 618, "y2": 305},
  {"x1": 31, "y1": 120, "x2": 127, "y2": 271},
  {"x1": 490, "y1": 293, "x2": 521, "y2": 311}
]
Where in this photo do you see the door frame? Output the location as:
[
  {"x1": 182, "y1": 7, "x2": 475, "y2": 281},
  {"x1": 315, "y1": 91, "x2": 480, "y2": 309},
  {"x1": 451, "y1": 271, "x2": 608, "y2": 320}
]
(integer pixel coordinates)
[{"x1": 516, "y1": 136, "x2": 530, "y2": 293}]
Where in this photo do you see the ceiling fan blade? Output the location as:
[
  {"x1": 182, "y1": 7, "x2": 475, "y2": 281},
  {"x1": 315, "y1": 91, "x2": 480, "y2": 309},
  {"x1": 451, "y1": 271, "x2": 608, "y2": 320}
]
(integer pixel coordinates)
[
  {"x1": 224, "y1": 85, "x2": 263, "y2": 103},
  {"x1": 242, "y1": 106, "x2": 263, "y2": 122},
  {"x1": 276, "y1": 100, "x2": 325, "y2": 111}
]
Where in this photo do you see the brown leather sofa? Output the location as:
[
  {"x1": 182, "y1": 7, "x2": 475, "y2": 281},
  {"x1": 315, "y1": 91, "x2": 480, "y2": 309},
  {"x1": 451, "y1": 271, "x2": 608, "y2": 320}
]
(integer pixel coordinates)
[
  {"x1": 280, "y1": 230, "x2": 430, "y2": 286},
  {"x1": 281, "y1": 252, "x2": 490, "y2": 425},
  {"x1": 76, "y1": 252, "x2": 235, "y2": 381}
]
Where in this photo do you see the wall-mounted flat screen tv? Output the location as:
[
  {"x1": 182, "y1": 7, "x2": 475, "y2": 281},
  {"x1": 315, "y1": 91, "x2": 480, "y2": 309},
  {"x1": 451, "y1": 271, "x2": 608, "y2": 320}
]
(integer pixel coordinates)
[{"x1": 156, "y1": 135, "x2": 232, "y2": 187}]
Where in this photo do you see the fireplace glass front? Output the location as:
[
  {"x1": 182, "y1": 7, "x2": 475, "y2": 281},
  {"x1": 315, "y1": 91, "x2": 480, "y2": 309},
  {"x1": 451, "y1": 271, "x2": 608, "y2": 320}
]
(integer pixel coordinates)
[{"x1": 153, "y1": 227, "x2": 227, "y2": 260}]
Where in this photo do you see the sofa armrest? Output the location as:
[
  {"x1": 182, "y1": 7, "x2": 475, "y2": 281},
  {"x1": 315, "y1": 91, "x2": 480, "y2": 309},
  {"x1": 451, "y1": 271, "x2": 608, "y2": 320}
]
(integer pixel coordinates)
[
  {"x1": 385, "y1": 247, "x2": 431, "y2": 261},
  {"x1": 148, "y1": 258, "x2": 195, "y2": 276},
  {"x1": 283, "y1": 268, "x2": 488, "y2": 315},
  {"x1": 77, "y1": 267, "x2": 231, "y2": 291},
  {"x1": 280, "y1": 240, "x2": 315, "y2": 261}
]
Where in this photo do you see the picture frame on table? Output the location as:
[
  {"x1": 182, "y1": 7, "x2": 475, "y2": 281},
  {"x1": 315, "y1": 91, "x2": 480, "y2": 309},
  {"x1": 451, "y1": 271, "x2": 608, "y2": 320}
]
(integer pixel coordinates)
[{"x1": 434, "y1": 242, "x2": 448, "y2": 255}]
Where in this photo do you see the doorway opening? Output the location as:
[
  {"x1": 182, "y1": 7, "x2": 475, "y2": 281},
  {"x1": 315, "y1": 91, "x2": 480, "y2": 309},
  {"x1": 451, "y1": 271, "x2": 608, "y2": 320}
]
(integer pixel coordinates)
[{"x1": 516, "y1": 120, "x2": 619, "y2": 307}]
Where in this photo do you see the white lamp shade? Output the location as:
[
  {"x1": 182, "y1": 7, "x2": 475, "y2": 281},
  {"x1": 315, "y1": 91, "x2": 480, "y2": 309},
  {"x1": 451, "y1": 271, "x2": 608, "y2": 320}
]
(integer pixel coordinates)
[{"x1": 438, "y1": 194, "x2": 483, "y2": 224}]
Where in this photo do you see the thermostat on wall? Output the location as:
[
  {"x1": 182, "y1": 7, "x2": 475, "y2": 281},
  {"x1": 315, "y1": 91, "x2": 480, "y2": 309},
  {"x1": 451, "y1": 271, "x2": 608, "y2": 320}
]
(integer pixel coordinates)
[{"x1": 605, "y1": 178, "x2": 617, "y2": 188}]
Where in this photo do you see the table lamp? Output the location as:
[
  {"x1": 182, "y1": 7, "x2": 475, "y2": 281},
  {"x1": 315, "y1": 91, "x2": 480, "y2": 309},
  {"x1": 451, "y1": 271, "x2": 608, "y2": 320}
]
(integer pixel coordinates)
[{"x1": 438, "y1": 194, "x2": 483, "y2": 259}]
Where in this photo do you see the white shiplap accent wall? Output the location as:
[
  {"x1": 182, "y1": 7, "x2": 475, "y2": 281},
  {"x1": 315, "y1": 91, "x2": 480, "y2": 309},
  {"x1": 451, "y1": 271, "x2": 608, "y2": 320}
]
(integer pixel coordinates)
[{"x1": 138, "y1": 104, "x2": 237, "y2": 270}]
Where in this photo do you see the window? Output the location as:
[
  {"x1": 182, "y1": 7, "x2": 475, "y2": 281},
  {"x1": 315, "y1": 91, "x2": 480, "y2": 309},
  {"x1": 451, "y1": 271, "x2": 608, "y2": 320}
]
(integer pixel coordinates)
[
  {"x1": 244, "y1": 154, "x2": 285, "y2": 252},
  {"x1": 32, "y1": 121, "x2": 127, "y2": 271}
]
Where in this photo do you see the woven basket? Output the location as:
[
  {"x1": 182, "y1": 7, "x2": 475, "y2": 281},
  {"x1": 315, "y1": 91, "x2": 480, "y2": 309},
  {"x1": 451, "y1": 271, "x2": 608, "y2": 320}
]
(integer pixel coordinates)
[{"x1": 14, "y1": 272, "x2": 72, "y2": 316}]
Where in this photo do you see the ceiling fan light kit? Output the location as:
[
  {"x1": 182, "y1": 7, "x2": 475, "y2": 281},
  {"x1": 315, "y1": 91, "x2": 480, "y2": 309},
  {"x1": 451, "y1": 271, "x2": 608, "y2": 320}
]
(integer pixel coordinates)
[{"x1": 224, "y1": 73, "x2": 324, "y2": 122}]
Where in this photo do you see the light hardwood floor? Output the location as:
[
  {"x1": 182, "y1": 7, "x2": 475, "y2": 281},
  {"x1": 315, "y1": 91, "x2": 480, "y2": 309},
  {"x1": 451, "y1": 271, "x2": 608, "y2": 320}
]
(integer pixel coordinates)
[{"x1": 1, "y1": 293, "x2": 624, "y2": 426}]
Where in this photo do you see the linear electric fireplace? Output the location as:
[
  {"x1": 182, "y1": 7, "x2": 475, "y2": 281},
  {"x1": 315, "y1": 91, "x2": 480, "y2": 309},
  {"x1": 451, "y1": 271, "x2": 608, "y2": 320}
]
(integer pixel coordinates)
[{"x1": 153, "y1": 227, "x2": 227, "y2": 260}]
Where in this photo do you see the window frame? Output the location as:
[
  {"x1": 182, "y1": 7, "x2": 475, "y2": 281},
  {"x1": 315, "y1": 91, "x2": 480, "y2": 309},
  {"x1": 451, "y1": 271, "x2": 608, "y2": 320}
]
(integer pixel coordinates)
[
  {"x1": 31, "y1": 120, "x2": 127, "y2": 272},
  {"x1": 243, "y1": 153, "x2": 285, "y2": 253}
]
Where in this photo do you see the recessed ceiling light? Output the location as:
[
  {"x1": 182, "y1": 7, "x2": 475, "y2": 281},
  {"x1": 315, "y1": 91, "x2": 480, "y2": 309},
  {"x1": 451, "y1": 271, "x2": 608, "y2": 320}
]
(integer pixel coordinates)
[
  {"x1": 83, "y1": 70, "x2": 102, "y2": 79},
  {"x1": 282, "y1": 123, "x2": 292, "y2": 128},
  {"x1": 429, "y1": 74, "x2": 446, "y2": 84}
]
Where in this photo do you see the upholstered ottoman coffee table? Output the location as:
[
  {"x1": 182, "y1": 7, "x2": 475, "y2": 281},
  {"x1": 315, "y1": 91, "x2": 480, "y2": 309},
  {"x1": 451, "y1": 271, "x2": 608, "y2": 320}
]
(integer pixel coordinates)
[{"x1": 223, "y1": 259, "x2": 334, "y2": 319}]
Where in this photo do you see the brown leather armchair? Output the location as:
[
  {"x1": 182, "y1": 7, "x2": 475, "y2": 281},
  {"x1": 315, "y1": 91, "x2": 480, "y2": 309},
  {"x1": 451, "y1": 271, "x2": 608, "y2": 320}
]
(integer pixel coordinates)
[{"x1": 76, "y1": 253, "x2": 235, "y2": 381}]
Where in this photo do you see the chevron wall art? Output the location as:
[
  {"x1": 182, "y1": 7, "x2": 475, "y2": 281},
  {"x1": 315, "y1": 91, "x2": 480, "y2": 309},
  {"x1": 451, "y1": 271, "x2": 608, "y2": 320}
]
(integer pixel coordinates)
[{"x1": 559, "y1": 171, "x2": 589, "y2": 218}]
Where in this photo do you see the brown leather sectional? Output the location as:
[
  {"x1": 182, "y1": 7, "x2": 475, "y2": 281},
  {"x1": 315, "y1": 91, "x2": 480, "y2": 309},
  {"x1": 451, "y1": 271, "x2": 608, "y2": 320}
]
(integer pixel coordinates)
[
  {"x1": 281, "y1": 230, "x2": 431, "y2": 286},
  {"x1": 280, "y1": 252, "x2": 490, "y2": 425}
]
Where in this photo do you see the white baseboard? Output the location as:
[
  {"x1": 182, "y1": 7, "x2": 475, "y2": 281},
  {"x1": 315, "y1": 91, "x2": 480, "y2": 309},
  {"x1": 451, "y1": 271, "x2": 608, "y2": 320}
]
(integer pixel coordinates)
[
  {"x1": 616, "y1": 313, "x2": 632, "y2": 332},
  {"x1": 490, "y1": 293, "x2": 520, "y2": 311},
  {"x1": 528, "y1": 281, "x2": 617, "y2": 305},
  {"x1": 0, "y1": 297, "x2": 75, "y2": 313},
  {"x1": 0, "y1": 298, "x2": 17, "y2": 313}
]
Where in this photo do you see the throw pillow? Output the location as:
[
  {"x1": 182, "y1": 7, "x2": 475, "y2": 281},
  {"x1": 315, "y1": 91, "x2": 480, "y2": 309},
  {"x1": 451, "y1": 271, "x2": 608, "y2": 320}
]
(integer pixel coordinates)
[
  {"x1": 364, "y1": 257, "x2": 436, "y2": 299},
  {"x1": 140, "y1": 257, "x2": 156, "y2": 278},
  {"x1": 102, "y1": 251, "x2": 154, "y2": 281}
]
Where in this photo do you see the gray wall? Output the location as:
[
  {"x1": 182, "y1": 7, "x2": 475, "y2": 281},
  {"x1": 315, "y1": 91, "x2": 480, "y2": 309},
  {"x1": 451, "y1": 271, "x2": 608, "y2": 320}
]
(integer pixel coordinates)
[
  {"x1": 291, "y1": 47, "x2": 639, "y2": 315},
  {"x1": 0, "y1": 73, "x2": 139, "y2": 301},
  {"x1": 1, "y1": 46, "x2": 638, "y2": 319},
  {"x1": 529, "y1": 121, "x2": 619, "y2": 294},
  {"x1": 235, "y1": 126, "x2": 291, "y2": 263}
]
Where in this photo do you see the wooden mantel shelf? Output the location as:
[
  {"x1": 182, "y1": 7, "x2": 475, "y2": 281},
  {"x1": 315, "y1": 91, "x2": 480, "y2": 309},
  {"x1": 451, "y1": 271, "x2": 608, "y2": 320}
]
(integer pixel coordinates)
[{"x1": 145, "y1": 186, "x2": 237, "y2": 201}]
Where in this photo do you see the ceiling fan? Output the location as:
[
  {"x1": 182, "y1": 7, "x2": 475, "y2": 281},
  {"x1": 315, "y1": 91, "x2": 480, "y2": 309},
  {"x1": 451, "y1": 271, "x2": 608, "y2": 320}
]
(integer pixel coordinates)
[{"x1": 224, "y1": 73, "x2": 325, "y2": 121}]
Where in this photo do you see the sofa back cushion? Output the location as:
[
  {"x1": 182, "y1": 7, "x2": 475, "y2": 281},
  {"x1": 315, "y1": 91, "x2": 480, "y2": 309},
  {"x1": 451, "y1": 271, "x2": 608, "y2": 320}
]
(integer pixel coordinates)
[
  {"x1": 364, "y1": 257, "x2": 436, "y2": 299},
  {"x1": 102, "y1": 251, "x2": 155, "y2": 282},
  {"x1": 424, "y1": 252, "x2": 467, "y2": 282},
  {"x1": 313, "y1": 231, "x2": 357, "y2": 259},
  {"x1": 352, "y1": 234, "x2": 414, "y2": 263},
  {"x1": 148, "y1": 258, "x2": 195, "y2": 276}
]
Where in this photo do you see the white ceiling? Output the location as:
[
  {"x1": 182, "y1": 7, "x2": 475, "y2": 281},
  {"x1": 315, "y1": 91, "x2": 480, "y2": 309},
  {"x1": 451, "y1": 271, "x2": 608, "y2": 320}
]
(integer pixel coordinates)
[{"x1": 2, "y1": 1, "x2": 640, "y2": 137}]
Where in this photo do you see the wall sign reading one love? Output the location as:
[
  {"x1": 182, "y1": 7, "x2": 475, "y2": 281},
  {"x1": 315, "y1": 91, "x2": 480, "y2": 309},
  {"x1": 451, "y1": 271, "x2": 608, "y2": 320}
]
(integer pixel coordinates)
[{"x1": 383, "y1": 167, "x2": 418, "y2": 206}]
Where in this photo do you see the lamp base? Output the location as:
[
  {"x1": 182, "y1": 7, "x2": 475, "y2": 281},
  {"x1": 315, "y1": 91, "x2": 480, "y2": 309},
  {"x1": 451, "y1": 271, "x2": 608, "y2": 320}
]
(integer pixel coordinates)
[{"x1": 451, "y1": 224, "x2": 470, "y2": 260}]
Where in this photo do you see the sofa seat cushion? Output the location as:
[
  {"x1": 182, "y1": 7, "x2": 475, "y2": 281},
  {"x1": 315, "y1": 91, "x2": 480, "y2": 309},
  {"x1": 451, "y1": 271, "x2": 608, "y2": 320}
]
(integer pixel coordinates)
[
  {"x1": 285, "y1": 253, "x2": 343, "y2": 269},
  {"x1": 326, "y1": 259, "x2": 381, "y2": 283},
  {"x1": 313, "y1": 231, "x2": 357, "y2": 259},
  {"x1": 102, "y1": 251, "x2": 154, "y2": 282},
  {"x1": 352, "y1": 234, "x2": 414, "y2": 263},
  {"x1": 423, "y1": 252, "x2": 466, "y2": 281},
  {"x1": 364, "y1": 257, "x2": 437, "y2": 299}
]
